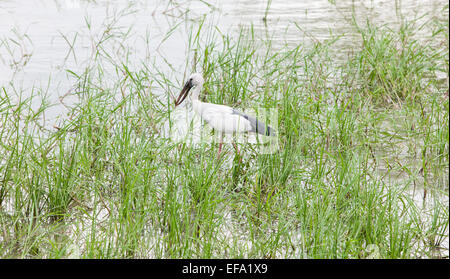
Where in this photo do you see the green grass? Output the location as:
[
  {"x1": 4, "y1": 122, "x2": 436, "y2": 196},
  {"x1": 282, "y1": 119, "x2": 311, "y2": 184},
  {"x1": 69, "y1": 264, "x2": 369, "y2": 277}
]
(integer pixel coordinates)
[{"x1": 0, "y1": 3, "x2": 448, "y2": 259}]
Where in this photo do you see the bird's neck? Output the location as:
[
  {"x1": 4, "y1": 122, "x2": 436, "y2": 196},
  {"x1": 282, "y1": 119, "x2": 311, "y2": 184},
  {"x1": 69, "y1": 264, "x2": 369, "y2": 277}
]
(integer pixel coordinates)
[
  {"x1": 189, "y1": 85, "x2": 203, "y2": 115},
  {"x1": 189, "y1": 84, "x2": 202, "y2": 102}
]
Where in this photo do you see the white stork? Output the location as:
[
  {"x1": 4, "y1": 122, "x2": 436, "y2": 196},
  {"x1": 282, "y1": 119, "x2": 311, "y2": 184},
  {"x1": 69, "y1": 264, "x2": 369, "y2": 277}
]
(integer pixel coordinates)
[{"x1": 174, "y1": 73, "x2": 276, "y2": 157}]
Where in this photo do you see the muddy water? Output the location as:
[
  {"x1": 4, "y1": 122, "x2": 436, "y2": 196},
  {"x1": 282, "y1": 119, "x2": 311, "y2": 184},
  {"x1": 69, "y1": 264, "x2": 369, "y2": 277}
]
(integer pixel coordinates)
[{"x1": 0, "y1": 0, "x2": 447, "y2": 93}]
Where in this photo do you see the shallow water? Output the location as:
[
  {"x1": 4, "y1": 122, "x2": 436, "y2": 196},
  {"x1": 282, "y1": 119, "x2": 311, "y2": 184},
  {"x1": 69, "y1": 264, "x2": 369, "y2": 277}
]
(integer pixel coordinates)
[{"x1": 1, "y1": 0, "x2": 447, "y2": 98}]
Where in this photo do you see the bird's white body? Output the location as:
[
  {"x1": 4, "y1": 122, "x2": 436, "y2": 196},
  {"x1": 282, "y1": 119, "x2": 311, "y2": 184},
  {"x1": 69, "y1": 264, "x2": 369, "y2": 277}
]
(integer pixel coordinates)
[{"x1": 191, "y1": 100, "x2": 253, "y2": 134}]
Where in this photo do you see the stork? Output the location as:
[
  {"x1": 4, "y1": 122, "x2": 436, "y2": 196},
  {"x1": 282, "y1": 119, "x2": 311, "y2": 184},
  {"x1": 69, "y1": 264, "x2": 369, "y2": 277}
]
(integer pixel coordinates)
[{"x1": 174, "y1": 73, "x2": 275, "y2": 158}]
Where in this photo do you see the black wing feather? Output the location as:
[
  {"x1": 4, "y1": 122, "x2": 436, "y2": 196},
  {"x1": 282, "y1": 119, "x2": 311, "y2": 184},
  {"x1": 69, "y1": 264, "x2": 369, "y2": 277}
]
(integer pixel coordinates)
[{"x1": 232, "y1": 109, "x2": 275, "y2": 136}]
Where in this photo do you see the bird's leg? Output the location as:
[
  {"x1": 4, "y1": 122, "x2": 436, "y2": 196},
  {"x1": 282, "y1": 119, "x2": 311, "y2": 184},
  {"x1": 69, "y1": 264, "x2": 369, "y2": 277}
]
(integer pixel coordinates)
[
  {"x1": 232, "y1": 142, "x2": 240, "y2": 154},
  {"x1": 217, "y1": 133, "x2": 224, "y2": 160},
  {"x1": 218, "y1": 141, "x2": 223, "y2": 155},
  {"x1": 232, "y1": 142, "x2": 242, "y2": 163}
]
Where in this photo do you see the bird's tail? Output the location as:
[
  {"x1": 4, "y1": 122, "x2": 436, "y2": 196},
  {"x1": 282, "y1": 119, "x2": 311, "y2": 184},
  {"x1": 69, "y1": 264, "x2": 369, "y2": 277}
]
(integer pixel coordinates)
[
  {"x1": 265, "y1": 125, "x2": 276, "y2": 137},
  {"x1": 232, "y1": 109, "x2": 276, "y2": 137}
]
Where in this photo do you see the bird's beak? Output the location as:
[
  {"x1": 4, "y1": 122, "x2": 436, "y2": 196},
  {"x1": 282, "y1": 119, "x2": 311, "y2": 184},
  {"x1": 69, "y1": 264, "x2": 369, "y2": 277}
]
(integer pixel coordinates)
[{"x1": 175, "y1": 80, "x2": 193, "y2": 107}]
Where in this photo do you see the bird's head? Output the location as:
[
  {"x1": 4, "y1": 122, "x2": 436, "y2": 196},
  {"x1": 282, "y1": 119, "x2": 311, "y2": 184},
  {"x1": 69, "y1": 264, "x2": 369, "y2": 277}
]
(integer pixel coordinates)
[{"x1": 174, "y1": 73, "x2": 204, "y2": 107}]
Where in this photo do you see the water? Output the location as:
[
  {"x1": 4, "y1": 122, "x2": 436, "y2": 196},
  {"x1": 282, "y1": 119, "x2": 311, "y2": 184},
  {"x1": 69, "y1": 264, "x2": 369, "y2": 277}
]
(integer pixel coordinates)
[{"x1": 1, "y1": 0, "x2": 447, "y2": 93}]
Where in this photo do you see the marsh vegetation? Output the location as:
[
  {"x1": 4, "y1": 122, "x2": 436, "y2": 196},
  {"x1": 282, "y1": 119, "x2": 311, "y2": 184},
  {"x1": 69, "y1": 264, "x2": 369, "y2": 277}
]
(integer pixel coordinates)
[{"x1": 0, "y1": 0, "x2": 448, "y2": 258}]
